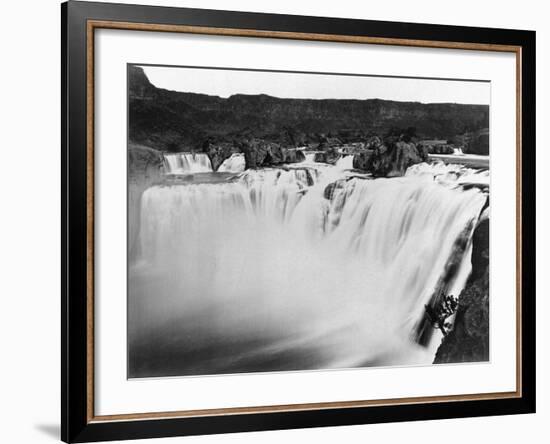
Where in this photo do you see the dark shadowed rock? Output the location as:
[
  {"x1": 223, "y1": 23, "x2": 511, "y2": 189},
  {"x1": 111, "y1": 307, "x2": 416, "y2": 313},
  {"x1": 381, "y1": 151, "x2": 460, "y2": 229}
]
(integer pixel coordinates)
[
  {"x1": 469, "y1": 128, "x2": 490, "y2": 155},
  {"x1": 241, "y1": 139, "x2": 285, "y2": 168},
  {"x1": 128, "y1": 66, "x2": 157, "y2": 100},
  {"x1": 365, "y1": 140, "x2": 428, "y2": 177},
  {"x1": 434, "y1": 216, "x2": 490, "y2": 364},
  {"x1": 128, "y1": 143, "x2": 164, "y2": 181},
  {"x1": 352, "y1": 151, "x2": 373, "y2": 170},
  {"x1": 282, "y1": 148, "x2": 306, "y2": 163},
  {"x1": 421, "y1": 143, "x2": 455, "y2": 154},
  {"x1": 313, "y1": 147, "x2": 340, "y2": 165}
]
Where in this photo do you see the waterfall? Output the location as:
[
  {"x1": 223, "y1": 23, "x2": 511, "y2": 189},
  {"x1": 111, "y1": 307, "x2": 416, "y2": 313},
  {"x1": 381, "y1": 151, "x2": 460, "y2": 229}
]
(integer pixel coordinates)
[
  {"x1": 130, "y1": 161, "x2": 487, "y2": 375},
  {"x1": 163, "y1": 152, "x2": 213, "y2": 174},
  {"x1": 303, "y1": 152, "x2": 318, "y2": 163},
  {"x1": 217, "y1": 153, "x2": 246, "y2": 173},
  {"x1": 453, "y1": 147, "x2": 465, "y2": 156},
  {"x1": 335, "y1": 154, "x2": 354, "y2": 170}
]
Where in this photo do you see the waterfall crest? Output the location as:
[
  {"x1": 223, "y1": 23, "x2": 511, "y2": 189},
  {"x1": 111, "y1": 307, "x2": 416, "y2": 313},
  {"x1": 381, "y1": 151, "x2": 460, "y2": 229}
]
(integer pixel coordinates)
[
  {"x1": 335, "y1": 155, "x2": 354, "y2": 170},
  {"x1": 217, "y1": 153, "x2": 246, "y2": 173},
  {"x1": 163, "y1": 152, "x2": 213, "y2": 174}
]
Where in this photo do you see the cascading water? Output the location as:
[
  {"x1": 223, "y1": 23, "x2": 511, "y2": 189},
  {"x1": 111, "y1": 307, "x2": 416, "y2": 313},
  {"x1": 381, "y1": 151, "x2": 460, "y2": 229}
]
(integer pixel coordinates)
[
  {"x1": 217, "y1": 153, "x2": 246, "y2": 173},
  {"x1": 163, "y1": 152, "x2": 213, "y2": 174},
  {"x1": 129, "y1": 160, "x2": 488, "y2": 377},
  {"x1": 303, "y1": 152, "x2": 318, "y2": 163},
  {"x1": 453, "y1": 147, "x2": 465, "y2": 156},
  {"x1": 335, "y1": 154, "x2": 354, "y2": 170}
]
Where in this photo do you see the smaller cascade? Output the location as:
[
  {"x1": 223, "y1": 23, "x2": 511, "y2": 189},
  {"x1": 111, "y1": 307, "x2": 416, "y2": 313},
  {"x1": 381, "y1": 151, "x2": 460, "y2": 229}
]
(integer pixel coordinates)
[
  {"x1": 217, "y1": 153, "x2": 246, "y2": 173},
  {"x1": 303, "y1": 152, "x2": 318, "y2": 163},
  {"x1": 453, "y1": 147, "x2": 465, "y2": 156},
  {"x1": 163, "y1": 152, "x2": 213, "y2": 174},
  {"x1": 335, "y1": 155, "x2": 354, "y2": 170}
]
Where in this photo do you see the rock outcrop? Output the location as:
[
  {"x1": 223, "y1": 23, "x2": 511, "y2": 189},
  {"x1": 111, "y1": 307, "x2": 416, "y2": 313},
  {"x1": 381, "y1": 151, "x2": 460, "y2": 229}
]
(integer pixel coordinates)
[
  {"x1": 282, "y1": 148, "x2": 306, "y2": 164},
  {"x1": 313, "y1": 147, "x2": 340, "y2": 165},
  {"x1": 128, "y1": 143, "x2": 164, "y2": 182},
  {"x1": 241, "y1": 140, "x2": 283, "y2": 168},
  {"x1": 434, "y1": 215, "x2": 490, "y2": 363},
  {"x1": 240, "y1": 140, "x2": 306, "y2": 168},
  {"x1": 204, "y1": 142, "x2": 238, "y2": 171},
  {"x1": 366, "y1": 140, "x2": 429, "y2": 177},
  {"x1": 352, "y1": 151, "x2": 373, "y2": 170}
]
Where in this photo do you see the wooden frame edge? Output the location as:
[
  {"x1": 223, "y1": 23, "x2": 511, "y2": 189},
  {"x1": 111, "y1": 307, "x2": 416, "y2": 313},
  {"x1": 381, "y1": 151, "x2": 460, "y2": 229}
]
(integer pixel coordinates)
[{"x1": 84, "y1": 18, "x2": 525, "y2": 425}]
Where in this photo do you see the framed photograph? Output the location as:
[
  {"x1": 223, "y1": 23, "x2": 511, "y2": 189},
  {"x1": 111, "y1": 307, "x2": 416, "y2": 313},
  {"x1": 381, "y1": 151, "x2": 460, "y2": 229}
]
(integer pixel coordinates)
[{"x1": 62, "y1": 1, "x2": 535, "y2": 442}]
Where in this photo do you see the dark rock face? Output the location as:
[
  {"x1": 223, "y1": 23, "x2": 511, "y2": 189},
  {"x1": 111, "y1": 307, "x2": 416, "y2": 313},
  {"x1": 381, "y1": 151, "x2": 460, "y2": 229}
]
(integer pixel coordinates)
[
  {"x1": 366, "y1": 140, "x2": 428, "y2": 177},
  {"x1": 204, "y1": 142, "x2": 238, "y2": 171},
  {"x1": 128, "y1": 66, "x2": 489, "y2": 151},
  {"x1": 468, "y1": 129, "x2": 490, "y2": 155},
  {"x1": 241, "y1": 140, "x2": 282, "y2": 168},
  {"x1": 352, "y1": 151, "x2": 373, "y2": 170},
  {"x1": 128, "y1": 143, "x2": 164, "y2": 182},
  {"x1": 282, "y1": 148, "x2": 306, "y2": 164},
  {"x1": 434, "y1": 216, "x2": 490, "y2": 364},
  {"x1": 422, "y1": 144, "x2": 455, "y2": 154},
  {"x1": 313, "y1": 147, "x2": 340, "y2": 165},
  {"x1": 128, "y1": 66, "x2": 157, "y2": 100}
]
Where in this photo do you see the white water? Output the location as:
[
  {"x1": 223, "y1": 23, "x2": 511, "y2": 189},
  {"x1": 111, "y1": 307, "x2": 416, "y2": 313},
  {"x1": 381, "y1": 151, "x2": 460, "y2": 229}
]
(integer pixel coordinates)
[
  {"x1": 163, "y1": 152, "x2": 213, "y2": 174},
  {"x1": 406, "y1": 161, "x2": 489, "y2": 186},
  {"x1": 303, "y1": 152, "x2": 318, "y2": 163},
  {"x1": 217, "y1": 153, "x2": 246, "y2": 173},
  {"x1": 130, "y1": 161, "x2": 487, "y2": 375},
  {"x1": 335, "y1": 155, "x2": 354, "y2": 170}
]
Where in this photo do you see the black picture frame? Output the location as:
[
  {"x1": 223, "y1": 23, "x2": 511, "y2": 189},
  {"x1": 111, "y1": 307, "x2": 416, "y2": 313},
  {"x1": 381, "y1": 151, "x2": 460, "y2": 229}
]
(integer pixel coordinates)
[{"x1": 62, "y1": 1, "x2": 536, "y2": 442}]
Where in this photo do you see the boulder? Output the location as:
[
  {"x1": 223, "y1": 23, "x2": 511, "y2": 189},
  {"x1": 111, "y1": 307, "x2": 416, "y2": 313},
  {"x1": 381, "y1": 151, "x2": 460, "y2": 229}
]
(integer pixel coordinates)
[
  {"x1": 313, "y1": 147, "x2": 340, "y2": 165},
  {"x1": 366, "y1": 140, "x2": 428, "y2": 177},
  {"x1": 242, "y1": 139, "x2": 285, "y2": 168},
  {"x1": 352, "y1": 151, "x2": 373, "y2": 170},
  {"x1": 282, "y1": 148, "x2": 306, "y2": 164},
  {"x1": 128, "y1": 143, "x2": 164, "y2": 181}
]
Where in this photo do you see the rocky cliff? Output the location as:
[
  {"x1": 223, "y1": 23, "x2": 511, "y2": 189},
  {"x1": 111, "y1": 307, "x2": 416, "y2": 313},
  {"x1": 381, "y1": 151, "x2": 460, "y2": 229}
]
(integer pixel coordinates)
[
  {"x1": 128, "y1": 66, "x2": 489, "y2": 153},
  {"x1": 434, "y1": 213, "x2": 490, "y2": 363}
]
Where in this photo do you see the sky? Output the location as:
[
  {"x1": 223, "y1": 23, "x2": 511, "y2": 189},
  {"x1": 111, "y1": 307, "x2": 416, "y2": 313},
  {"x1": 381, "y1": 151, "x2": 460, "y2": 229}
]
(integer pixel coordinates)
[{"x1": 140, "y1": 65, "x2": 490, "y2": 105}]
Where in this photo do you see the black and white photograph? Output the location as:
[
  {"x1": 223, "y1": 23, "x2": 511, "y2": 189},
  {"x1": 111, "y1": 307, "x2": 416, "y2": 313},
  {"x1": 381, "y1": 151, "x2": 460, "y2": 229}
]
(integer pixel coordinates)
[{"x1": 127, "y1": 64, "x2": 490, "y2": 379}]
